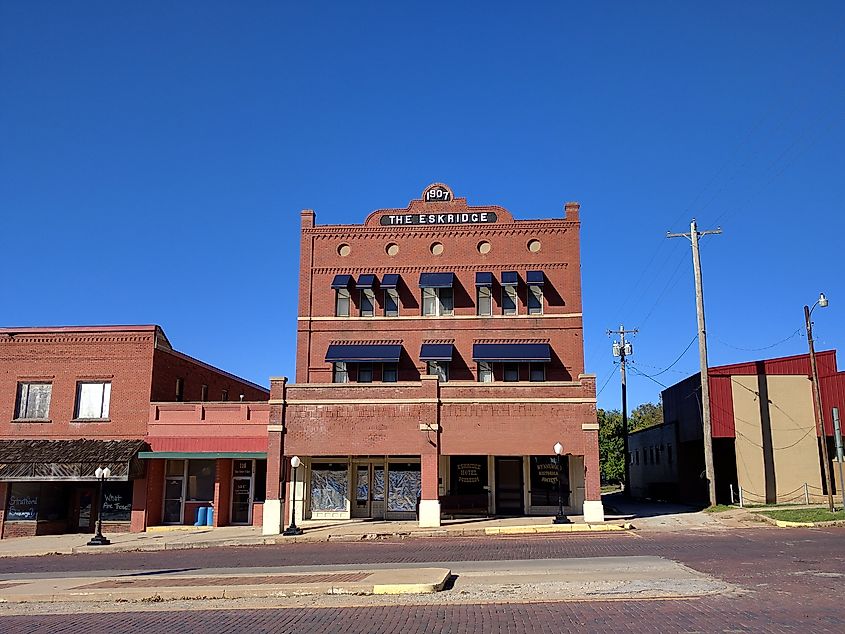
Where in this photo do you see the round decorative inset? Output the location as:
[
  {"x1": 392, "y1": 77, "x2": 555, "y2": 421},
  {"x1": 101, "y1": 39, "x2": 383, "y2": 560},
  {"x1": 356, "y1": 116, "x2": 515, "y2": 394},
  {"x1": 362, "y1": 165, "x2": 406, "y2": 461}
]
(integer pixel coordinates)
[
  {"x1": 527, "y1": 239, "x2": 541, "y2": 253},
  {"x1": 338, "y1": 243, "x2": 351, "y2": 257},
  {"x1": 477, "y1": 241, "x2": 491, "y2": 254},
  {"x1": 386, "y1": 243, "x2": 399, "y2": 256},
  {"x1": 430, "y1": 242, "x2": 444, "y2": 256}
]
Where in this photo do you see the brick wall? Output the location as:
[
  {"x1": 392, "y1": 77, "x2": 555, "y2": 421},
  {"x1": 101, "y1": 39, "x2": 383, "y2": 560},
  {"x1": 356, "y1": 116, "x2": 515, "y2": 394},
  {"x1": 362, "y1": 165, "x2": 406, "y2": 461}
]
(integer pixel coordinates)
[{"x1": 151, "y1": 348, "x2": 268, "y2": 403}]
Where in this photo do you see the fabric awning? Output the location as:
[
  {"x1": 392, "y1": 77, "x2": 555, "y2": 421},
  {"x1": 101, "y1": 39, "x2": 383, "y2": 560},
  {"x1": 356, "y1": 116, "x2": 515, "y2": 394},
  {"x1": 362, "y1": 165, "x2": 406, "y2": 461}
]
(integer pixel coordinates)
[
  {"x1": 0, "y1": 439, "x2": 148, "y2": 482},
  {"x1": 381, "y1": 274, "x2": 401, "y2": 289},
  {"x1": 526, "y1": 271, "x2": 545, "y2": 286},
  {"x1": 472, "y1": 343, "x2": 551, "y2": 362},
  {"x1": 325, "y1": 344, "x2": 403, "y2": 363},
  {"x1": 501, "y1": 271, "x2": 519, "y2": 286},
  {"x1": 419, "y1": 272, "x2": 454, "y2": 288},
  {"x1": 331, "y1": 274, "x2": 353, "y2": 289},
  {"x1": 420, "y1": 343, "x2": 454, "y2": 361},
  {"x1": 475, "y1": 272, "x2": 494, "y2": 287},
  {"x1": 356, "y1": 274, "x2": 378, "y2": 289}
]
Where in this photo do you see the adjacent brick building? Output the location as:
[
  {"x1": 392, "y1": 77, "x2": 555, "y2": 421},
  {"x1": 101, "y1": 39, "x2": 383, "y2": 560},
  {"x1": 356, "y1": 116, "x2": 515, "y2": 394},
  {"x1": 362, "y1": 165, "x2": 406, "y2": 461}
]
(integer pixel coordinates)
[
  {"x1": 0, "y1": 325, "x2": 268, "y2": 539},
  {"x1": 262, "y1": 183, "x2": 604, "y2": 533}
]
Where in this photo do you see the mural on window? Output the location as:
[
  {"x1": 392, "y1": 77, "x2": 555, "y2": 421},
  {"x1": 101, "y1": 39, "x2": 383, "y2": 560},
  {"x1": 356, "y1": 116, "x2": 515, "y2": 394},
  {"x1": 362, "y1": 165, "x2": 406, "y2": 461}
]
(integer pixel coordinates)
[
  {"x1": 311, "y1": 464, "x2": 348, "y2": 512},
  {"x1": 387, "y1": 464, "x2": 421, "y2": 512},
  {"x1": 355, "y1": 467, "x2": 369, "y2": 502},
  {"x1": 373, "y1": 467, "x2": 384, "y2": 501}
]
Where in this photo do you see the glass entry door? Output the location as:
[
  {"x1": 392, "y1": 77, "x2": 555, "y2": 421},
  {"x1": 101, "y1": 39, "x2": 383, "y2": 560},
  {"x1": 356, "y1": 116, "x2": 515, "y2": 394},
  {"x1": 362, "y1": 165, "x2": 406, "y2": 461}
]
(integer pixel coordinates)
[
  {"x1": 163, "y1": 459, "x2": 185, "y2": 524},
  {"x1": 231, "y1": 460, "x2": 254, "y2": 525},
  {"x1": 351, "y1": 463, "x2": 371, "y2": 518}
]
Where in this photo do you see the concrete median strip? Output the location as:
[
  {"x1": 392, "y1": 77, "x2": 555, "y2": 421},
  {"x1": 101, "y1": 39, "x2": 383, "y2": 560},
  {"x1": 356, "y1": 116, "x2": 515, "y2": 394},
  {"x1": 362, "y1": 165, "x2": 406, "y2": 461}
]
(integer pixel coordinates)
[
  {"x1": 483, "y1": 522, "x2": 633, "y2": 536},
  {"x1": 0, "y1": 568, "x2": 452, "y2": 603}
]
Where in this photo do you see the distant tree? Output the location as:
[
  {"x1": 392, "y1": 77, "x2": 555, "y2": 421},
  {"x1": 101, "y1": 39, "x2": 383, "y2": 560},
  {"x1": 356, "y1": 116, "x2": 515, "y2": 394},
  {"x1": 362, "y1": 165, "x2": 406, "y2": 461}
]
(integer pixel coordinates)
[
  {"x1": 630, "y1": 400, "x2": 664, "y2": 431},
  {"x1": 598, "y1": 400, "x2": 665, "y2": 484}
]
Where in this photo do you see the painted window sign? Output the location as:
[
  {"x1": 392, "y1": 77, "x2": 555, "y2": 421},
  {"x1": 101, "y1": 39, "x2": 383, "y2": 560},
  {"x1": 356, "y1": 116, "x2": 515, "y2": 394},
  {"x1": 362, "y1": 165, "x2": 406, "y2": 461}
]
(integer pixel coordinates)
[{"x1": 7, "y1": 492, "x2": 38, "y2": 520}]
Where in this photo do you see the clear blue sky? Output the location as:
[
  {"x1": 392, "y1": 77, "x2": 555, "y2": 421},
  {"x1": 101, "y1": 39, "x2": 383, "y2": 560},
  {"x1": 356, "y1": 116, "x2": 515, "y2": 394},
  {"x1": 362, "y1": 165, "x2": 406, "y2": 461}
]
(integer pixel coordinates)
[{"x1": 2, "y1": 1, "x2": 843, "y2": 410}]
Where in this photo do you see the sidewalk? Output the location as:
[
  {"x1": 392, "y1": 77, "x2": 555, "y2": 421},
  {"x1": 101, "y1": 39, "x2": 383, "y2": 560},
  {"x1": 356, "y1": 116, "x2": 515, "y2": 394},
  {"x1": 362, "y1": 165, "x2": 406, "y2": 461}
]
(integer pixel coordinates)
[{"x1": 0, "y1": 515, "x2": 632, "y2": 558}]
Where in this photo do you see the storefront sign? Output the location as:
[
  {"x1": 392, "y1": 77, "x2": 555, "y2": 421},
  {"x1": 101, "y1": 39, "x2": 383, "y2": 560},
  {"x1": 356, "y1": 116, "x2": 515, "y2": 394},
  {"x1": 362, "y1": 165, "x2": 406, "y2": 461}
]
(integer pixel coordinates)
[
  {"x1": 7, "y1": 493, "x2": 38, "y2": 520},
  {"x1": 101, "y1": 487, "x2": 133, "y2": 521},
  {"x1": 450, "y1": 457, "x2": 487, "y2": 495}
]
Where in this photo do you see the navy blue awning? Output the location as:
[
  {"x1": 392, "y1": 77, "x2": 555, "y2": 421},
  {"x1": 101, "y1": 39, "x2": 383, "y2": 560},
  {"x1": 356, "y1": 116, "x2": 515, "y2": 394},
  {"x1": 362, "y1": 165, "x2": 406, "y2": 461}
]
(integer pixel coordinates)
[
  {"x1": 381, "y1": 274, "x2": 401, "y2": 289},
  {"x1": 325, "y1": 344, "x2": 402, "y2": 363},
  {"x1": 420, "y1": 344, "x2": 454, "y2": 361},
  {"x1": 501, "y1": 271, "x2": 519, "y2": 287},
  {"x1": 419, "y1": 272, "x2": 455, "y2": 288},
  {"x1": 475, "y1": 272, "x2": 494, "y2": 287},
  {"x1": 356, "y1": 274, "x2": 378, "y2": 289},
  {"x1": 331, "y1": 274, "x2": 353, "y2": 289},
  {"x1": 526, "y1": 271, "x2": 545, "y2": 286},
  {"x1": 472, "y1": 343, "x2": 551, "y2": 362}
]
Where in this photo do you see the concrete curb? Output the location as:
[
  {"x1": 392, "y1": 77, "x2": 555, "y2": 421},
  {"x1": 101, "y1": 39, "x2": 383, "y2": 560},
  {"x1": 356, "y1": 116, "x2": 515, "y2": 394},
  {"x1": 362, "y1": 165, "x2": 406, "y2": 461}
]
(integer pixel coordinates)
[{"x1": 753, "y1": 513, "x2": 845, "y2": 528}]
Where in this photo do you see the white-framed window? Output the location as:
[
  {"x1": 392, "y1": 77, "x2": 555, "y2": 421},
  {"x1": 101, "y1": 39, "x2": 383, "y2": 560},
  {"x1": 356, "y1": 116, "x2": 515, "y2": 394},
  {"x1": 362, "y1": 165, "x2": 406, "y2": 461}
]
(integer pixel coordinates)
[
  {"x1": 359, "y1": 289, "x2": 375, "y2": 317},
  {"x1": 477, "y1": 362, "x2": 493, "y2": 383},
  {"x1": 529, "y1": 362, "x2": 545, "y2": 382},
  {"x1": 357, "y1": 363, "x2": 373, "y2": 383},
  {"x1": 15, "y1": 382, "x2": 52, "y2": 420},
  {"x1": 426, "y1": 360, "x2": 449, "y2": 382},
  {"x1": 336, "y1": 288, "x2": 351, "y2": 317},
  {"x1": 75, "y1": 381, "x2": 111, "y2": 419},
  {"x1": 502, "y1": 285, "x2": 517, "y2": 315},
  {"x1": 382, "y1": 363, "x2": 398, "y2": 383},
  {"x1": 503, "y1": 363, "x2": 519, "y2": 382},
  {"x1": 528, "y1": 285, "x2": 543, "y2": 315},
  {"x1": 384, "y1": 289, "x2": 399, "y2": 317},
  {"x1": 476, "y1": 286, "x2": 492, "y2": 316},
  {"x1": 333, "y1": 362, "x2": 349, "y2": 383},
  {"x1": 422, "y1": 287, "x2": 453, "y2": 316}
]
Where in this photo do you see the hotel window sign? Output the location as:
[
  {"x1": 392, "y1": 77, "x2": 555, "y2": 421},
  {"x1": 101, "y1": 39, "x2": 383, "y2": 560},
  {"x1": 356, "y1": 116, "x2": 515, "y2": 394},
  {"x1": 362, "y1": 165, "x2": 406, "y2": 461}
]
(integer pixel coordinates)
[{"x1": 379, "y1": 184, "x2": 498, "y2": 226}]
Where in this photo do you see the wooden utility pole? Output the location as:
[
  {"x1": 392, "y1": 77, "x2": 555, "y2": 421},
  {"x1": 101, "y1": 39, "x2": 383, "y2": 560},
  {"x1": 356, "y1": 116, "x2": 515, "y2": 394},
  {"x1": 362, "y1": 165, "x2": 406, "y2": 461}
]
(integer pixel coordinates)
[
  {"x1": 805, "y1": 301, "x2": 835, "y2": 512},
  {"x1": 608, "y1": 325, "x2": 637, "y2": 495},
  {"x1": 668, "y1": 219, "x2": 721, "y2": 506}
]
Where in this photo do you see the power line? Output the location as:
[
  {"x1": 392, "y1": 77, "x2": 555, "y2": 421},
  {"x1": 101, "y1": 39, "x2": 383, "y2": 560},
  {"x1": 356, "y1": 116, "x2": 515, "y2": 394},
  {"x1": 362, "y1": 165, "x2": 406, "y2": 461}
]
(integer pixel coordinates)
[
  {"x1": 643, "y1": 334, "x2": 698, "y2": 377},
  {"x1": 711, "y1": 328, "x2": 802, "y2": 352},
  {"x1": 596, "y1": 362, "x2": 620, "y2": 398},
  {"x1": 628, "y1": 362, "x2": 669, "y2": 389}
]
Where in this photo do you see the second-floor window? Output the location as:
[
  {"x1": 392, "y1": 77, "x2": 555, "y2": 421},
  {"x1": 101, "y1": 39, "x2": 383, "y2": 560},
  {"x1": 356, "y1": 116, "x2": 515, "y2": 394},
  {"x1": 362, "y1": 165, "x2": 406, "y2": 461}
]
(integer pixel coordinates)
[
  {"x1": 357, "y1": 363, "x2": 373, "y2": 383},
  {"x1": 384, "y1": 289, "x2": 399, "y2": 317},
  {"x1": 336, "y1": 288, "x2": 351, "y2": 317},
  {"x1": 529, "y1": 362, "x2": 546, "y2": 382},
  {"x1": 382, "y1": 363, "x2": 398, "y2": 382},
  {"x1": 333, "y1": 362, "x2": 349, "y2": 384},
  {"x1": 502, "y1": 285, "x2": 517, "y2": 315},
  {"x1": 477, "y1": 286, "x2": 492, "y2": 316},
  {"x1": 15, "y1": 382, "x2": 52, "y2": 420},
  {"x1": 422, "y1": 287, "x2": 453, "y2": 316},
  {"x1": 503, "y1": 363, "x2": 519, "y2": 382},
  {"x1": 426, "y1": 360, "x2": 449, "y2": 382},
  {"x1": 477, "y1": 362, "x2": 493, "y2": 383},
  {"x1": 360, "y1": 289, "x2": 375, "y2": 317},
  {"x1": 75, "y1": 381, "x2": 111, "y2": 419}
]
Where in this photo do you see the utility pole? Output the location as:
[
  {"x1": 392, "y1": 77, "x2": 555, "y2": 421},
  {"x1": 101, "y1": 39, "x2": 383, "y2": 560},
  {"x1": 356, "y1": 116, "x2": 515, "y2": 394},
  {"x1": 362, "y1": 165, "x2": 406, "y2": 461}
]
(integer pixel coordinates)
[
  {"x1": 608, "y1": 325, "x2": 637, "y2": 496},
  {"x1": 668, "y1": 219, "x2": 721, "y2": 507}
]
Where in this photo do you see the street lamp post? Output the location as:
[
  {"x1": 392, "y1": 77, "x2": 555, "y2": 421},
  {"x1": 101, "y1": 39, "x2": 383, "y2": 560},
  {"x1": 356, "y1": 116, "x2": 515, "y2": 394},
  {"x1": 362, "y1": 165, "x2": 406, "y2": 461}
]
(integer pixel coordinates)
[
  {"x1": 87, "y1": 466, "x2": 111, "y2": 546},
  {"x1": 553, "y1": 442, "x2": 570, "y2": 524},
  {"x1": 805, "y1": 292, "x2": 835, "y2": 512},
  {"x1": 283, "y1": 456, "x2": 304, "y2": 536}
]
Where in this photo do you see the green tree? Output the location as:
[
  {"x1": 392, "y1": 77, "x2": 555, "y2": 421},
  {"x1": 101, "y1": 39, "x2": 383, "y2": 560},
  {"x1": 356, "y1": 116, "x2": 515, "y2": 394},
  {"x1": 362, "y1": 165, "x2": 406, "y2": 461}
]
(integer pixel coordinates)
[
  {"x1": 630, "y1": 400, "x2": 664, "y2": 431},
  {"x1": 598, "y1": 408, "x2": 624, "y2": 484}
]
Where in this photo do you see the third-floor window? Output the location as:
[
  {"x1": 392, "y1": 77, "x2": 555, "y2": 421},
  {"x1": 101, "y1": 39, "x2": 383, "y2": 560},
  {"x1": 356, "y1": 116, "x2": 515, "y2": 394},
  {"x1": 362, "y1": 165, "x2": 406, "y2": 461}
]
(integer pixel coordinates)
[
  {"x1": 336, "y1": 288, "x2": 351, "y2": 317},
  {"x1": 422, "y1": 287, "x2": 453, "y2": 316},
  {"x1": 359, "y1": 289, "x2": 375, "y2": 317}
]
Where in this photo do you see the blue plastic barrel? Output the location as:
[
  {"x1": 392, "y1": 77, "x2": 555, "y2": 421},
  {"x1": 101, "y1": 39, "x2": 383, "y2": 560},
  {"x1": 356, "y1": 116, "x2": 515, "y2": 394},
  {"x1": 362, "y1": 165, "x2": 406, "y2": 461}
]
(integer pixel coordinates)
[
  {"x1": 195, "y1": 506, "x2": 208, "y2": 526},
  {"x1": 206, "y1": 507, "x2": 214, "y2": 526}
]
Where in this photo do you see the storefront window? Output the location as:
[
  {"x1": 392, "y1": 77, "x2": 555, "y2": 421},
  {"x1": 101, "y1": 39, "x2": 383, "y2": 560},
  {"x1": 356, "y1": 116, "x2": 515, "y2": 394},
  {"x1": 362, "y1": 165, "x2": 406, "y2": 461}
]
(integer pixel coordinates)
[
  {"x1": 101, "y1": 482, "x2": 133, "y2": 521},
  {"x1": 311, "y1": 463, "x2": 348, "y2": 512},
  {"x1": 530, "y1": 455, "x2": 568, "y2": 507},
  {"x1": 187, "y1": 459, "x2": 216, "y2": 502},
  {"x1": 373, "y1": 466, "x2": 385, "y2": 501},
  {"x1": 7, "y1": 482, "x2": 40, "y2": 520},
  {"x1": 387, "y1": 463, "x2": 421, "y2": 512},
  {"x1": 450, "y1": 457, "x2": 487, "y2": 495},
  {"x1": 254, "y1": 460, "x2": 267, "y2": 502}
]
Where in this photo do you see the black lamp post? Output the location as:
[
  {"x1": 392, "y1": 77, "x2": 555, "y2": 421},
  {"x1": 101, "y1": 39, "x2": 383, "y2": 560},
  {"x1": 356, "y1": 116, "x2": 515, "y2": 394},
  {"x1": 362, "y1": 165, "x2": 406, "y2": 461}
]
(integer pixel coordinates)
[
  {"x1": 283, "y1": 456, "x2": 304, "y2": 536},
  {"x1": 87, "y1": 466, "x2": 111, "y2": 546},
  {"x1": 553, "y1": 442, "x2": 571, "y2": 524}
]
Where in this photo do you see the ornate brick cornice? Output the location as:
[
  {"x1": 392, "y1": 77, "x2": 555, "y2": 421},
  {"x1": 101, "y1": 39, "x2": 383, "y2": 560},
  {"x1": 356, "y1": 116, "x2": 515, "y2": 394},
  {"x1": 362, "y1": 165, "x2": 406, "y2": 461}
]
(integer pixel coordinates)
[{"x1": 311, "y1": 263, "x2": 570, "y2": 275}]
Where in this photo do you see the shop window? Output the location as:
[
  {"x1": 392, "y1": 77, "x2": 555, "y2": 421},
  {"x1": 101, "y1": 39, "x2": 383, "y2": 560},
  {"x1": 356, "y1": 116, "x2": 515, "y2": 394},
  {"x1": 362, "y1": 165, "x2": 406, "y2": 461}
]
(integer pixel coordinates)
[
  {"x1": 530, "y1": 455, "x2": 569, "y2": 507},
  {"x1": 476, "y1": 286, "x2": 492, "y2": 316},
  {"x1": 387, "y1": 463, "x2": 421, "y2": 512},
  {"x1": 528, "y1": 285, "x2": 543, "y2": 315},
  {"x1": 384, "y1": 288, "x2": 399, "y2": 317},
  {"x1": 254, "y1": 460, "x2": 267, "y2": 502},
  {"x1": 427, "y1": 360, "x2": 449, "y2": 382},
  {"x1": 187, "y1": 459, "x2": 216, "y2": 502},
  {"x1": 373, "y1": 466, "x2": 385, "y2": 501},
  {"x1": 333, "y1": 362, "x2": 349, "y2": 384},
  {"x1": 15, "y1": 382, "x2": 52, "y2": 420},
  {"x1": 6, "y1": 482, "x2": 40, "y2": 520},
  {"x1": 311, "y1": 463, "x2": 348, "y2": 512},
  {"x1": 335, "y1": 288, "x2": 351, "y2": 317},
  {"x1": 382, "y1": 363, "x2": 398, "y2": 383},
  {"x1": 357, "y1": 363, "x2": 373, "y2": 383},
  {"x1": 75, "y1": 381, "x2": 111, "y2": 419},
  {"x1": 502, "y1": 285, "x2": 517, "y2": 315},
  {"x1": 175, "y1": 378, "x2": 184, "y2": 402},
  {"x1": 503, "y1": 363, "x2": 519, "y2": 382},
  {"x1": 101, "y1": 482, "x2": 133, "y2": 522},
  {"x1": 450, "y1": 457, "x2": 487, "y2": 496},
  {"x1": 529, "y1": 362, "x2": 546, "y2": 382},
  {"x1": 422, "y1": 287, "x2": 453, "y2": 316},
  {"x1": 359, "y1": 289, "x2": 375, "y2": 317},
  {"x1": 477, "y1": 361, "x2": 493, "y2": 383}
]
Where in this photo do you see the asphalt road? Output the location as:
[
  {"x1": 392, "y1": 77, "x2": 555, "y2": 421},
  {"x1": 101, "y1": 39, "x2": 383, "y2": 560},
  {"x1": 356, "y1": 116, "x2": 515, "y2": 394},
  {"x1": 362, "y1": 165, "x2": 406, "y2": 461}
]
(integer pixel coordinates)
[{"x1": 2, "y1": 527, "x2": 844, "y2": 632}]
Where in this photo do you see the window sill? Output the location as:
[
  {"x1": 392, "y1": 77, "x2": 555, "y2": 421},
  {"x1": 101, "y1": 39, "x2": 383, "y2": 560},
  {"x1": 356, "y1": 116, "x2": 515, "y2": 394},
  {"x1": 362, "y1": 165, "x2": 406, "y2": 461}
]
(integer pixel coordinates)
[
  {"x1": 71, "y1": 418, "x2": 111, "y2": 423},
  {"x1": 11, "y1": 418, "x2": 52, "y2": 424}
]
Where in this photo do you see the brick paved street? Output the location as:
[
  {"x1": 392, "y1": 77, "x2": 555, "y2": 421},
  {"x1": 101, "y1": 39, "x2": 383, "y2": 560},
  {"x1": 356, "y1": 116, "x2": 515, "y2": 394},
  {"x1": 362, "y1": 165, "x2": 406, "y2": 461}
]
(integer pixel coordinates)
[{"x1": 2, "y1": 527, "x2": 844, "y2": 632}]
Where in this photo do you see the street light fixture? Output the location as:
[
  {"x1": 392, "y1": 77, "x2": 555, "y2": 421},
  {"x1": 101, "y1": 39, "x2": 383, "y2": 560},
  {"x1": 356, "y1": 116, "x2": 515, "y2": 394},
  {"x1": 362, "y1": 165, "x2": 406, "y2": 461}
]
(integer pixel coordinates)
[
  {"x1": 805, "y1": 292, "x2": 835, "y2": 512},
  {"x1": 283, "y1": 456, "x2": 304, "y2": 536},
  {"x1": 553, "y1": 442, "x2": 570, "y2": 524},
  {"x1": 87, "y1": 466, "x2": 112, "y2": 546}
]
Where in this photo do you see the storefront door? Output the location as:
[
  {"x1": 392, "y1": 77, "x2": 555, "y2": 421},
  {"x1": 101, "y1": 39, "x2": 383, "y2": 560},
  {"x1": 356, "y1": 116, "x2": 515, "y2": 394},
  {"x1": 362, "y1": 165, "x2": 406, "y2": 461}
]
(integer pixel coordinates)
[
  {"x1": 231, "y1": 460, "x2": 254, "y2": 525},
  {"x1": 163, "y1": 476, "x2": 184, "y2": 524},
  {"x1": 74, "y1": 487, "x2": 96, "y2": 532},
  {"x1": 495, "y1": 457, "x2": 524, "y2": 515},
  {"x1": 351, "y1": 463, "x2": 371, "y2": 518}
]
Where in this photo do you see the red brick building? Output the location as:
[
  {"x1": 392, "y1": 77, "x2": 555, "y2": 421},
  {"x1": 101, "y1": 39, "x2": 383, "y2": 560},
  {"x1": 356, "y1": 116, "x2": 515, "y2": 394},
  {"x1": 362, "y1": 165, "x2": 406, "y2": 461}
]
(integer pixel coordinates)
[
  {"x1": 262, "y1": 183, "x2": 603, "y2": 533},
  {"x1": 0, "y1": 325, "x2": 268, "y2": 539}
]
